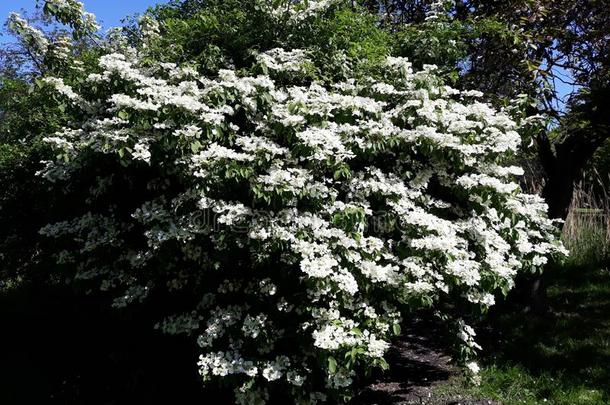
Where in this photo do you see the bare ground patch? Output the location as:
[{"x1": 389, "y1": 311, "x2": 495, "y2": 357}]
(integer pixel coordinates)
[{"x1": 354, "y1": 321, "x2": 500, "y2": 405}]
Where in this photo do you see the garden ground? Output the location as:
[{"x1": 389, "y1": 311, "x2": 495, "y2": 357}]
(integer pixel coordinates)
[
  {"x1": 1, "y1": 262, "x2": 609, "y2": 404},
  {"x1": 359, "y1": 263, "x2": 610, "y2": 405}
]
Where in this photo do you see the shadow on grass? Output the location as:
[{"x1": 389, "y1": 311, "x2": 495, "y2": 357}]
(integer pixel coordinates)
[{"x1": 475, "y1": 264, "x2": 610, "y2": 404}]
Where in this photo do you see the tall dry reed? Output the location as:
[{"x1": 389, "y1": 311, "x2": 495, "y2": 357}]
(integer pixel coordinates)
[{"x1": 562, "y1": 171, "x2": 610, "y2": 266}]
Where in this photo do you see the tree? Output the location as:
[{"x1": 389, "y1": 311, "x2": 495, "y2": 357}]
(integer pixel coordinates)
[{"x1": 5, "y1": 0, "x2": 565, "y2": 403}]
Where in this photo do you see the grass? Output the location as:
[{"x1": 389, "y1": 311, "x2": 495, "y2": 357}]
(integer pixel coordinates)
[
  {"x1": 439, "y1": 177, "x2": 610, "y2": 405},
  {"x1": 562, "y1": 179, "x2": 610, "y2": 266},
  {"x1": 437, "y1": 263, "x2": 610, "y2": 405},
  {"x1": 439, "y1": 178, "x2": 610, "y2": 405}
]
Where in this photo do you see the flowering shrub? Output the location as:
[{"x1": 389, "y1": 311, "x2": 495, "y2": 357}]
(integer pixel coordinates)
[{"x1": 11, "y1": 0, "x2": 566, "y2": 403}]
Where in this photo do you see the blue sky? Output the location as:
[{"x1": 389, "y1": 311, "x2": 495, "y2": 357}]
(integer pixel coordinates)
[{"x1": 1, "y1": 0, "x2": 167, "y2": 35}]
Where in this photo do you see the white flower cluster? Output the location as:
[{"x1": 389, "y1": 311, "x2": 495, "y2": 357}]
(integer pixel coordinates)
[
  {"x1": 262, "y1": 0, "x2": 339, "y2": 23},
  {"x1": 425, "y1": 0, "x2": 451, "y2": 22},
  {"x1": 36, "y1": 14, "x2": 566, "y2": 403},
  {"x1": 138, "y1": 14, "x2": 160, "y2": 43},
  {"x1": 257, "y1": 48, "x2": 311, "y2": 74},
  {"x1": 9, "y1": 0, "x2": 100, "y2": 73},
  {"x1": 43, "y1": 0, "x2": 100, "y2": 35},
  {"x1": 7, "y1": 13, "x2": 49, "y2": 58},
  {"x1": 41, "y1": 77, "x2": 81, "y2": 101}
]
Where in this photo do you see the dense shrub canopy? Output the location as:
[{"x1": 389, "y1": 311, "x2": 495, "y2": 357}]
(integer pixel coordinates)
[{"x1": 7, "y1": 0, "x2": 566, "y2": 403}]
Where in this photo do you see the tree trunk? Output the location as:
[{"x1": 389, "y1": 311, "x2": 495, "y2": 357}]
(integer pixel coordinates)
[
  {"x1": 525, "y1": 81, "x2": 610, "y2": 313},
  {"x1": 519, "y1": 133, "x2": 580, "y2": 313}
]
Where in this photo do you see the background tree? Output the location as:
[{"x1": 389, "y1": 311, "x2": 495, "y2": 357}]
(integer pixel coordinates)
[{"x1": 360, "y1": 0, "x2": 610, "y2": 220}]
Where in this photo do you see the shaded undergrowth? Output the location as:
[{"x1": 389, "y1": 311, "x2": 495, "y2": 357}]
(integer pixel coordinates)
[
  {"x1": 2, "y1": 262, "x2": 609, "y2": 404},
  {"x1": 440, "y1": 263, "x2": 610, "y2": 404},
  {"x1": 0, "y1": 283, "x2": 209, "y2": 404}
]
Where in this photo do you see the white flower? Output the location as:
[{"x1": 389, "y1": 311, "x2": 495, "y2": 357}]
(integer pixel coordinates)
[
  {"x1": 42, "y1": 77, "x2": 81, "y2": 101},
  {"x1": 8, "y1": 13, "x2": 49, "y2": 57},
  {"x1": 366, "y1": 334, "x2": 390, "y2": 358},
  {"x1": 300, "y1": 255, "x2": 338, "y2": 278},
  {"x1": 132, "y1": 141, "x2": 151, "y2": 163},
  {"x1": 174, "y1": 125, "x2": 203, "y2": 138},
  {"x1": 287, "y1": 371, "x2": 306, "y2": 386},
  {"x1": 257, "y1": 48, "x2": 310, "y2": 73},
  {"x1": 466, "y1": 361, "x2": 480, "y2": 375},
  {"x1": 261, "y1": 356, "x2": 290, "y2": 381},
  {"x1": 242, "y1": 314, "x2": 267, "y2": 339}
]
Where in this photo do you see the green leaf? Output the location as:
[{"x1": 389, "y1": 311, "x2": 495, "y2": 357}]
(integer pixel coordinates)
[
  {"x1": 191, "y1": 140, "x2": 202, "y2": 153},
  {"x1": 378, "y1": 357, "x2": 390, "y2": 371},
  {"x1": 350, "y1": 327, "x2": 362, "y2": 336},
  {"x1": 117, "y1": 110, "x2": 130, "y2": 120},
  {"x1": 328, "y1": 356, "x2": 337, "y2": 374},
  {"x1": 392, "y1": 323, "x2": 401, "y2": 336}
]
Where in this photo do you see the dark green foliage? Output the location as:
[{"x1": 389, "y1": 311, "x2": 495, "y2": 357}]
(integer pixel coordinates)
[
  {"x1": 0, "y1": 76, "x2": 61, "y2": 285},
  {"x1": 0, "y1": 0, "x2": 608, "y2": 401},
  {"x1": 148, "y1": 0, "x2": 392, "y2": 79}
]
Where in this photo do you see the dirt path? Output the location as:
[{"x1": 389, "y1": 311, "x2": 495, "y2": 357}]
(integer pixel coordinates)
[{"x1": 355, "y1": 325, "x2": 500, "y2": 405}]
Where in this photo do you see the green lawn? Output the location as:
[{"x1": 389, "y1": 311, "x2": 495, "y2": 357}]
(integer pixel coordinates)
[{"x1": 438, "y1": 263, "x2": 610, "y2": 404}]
